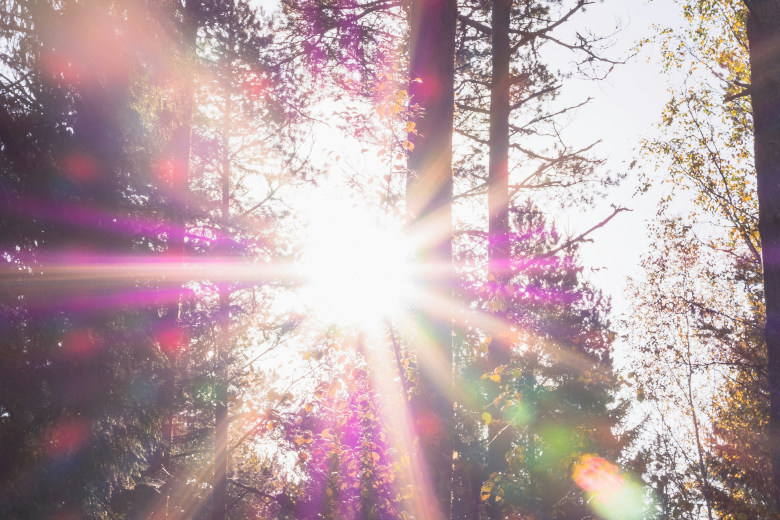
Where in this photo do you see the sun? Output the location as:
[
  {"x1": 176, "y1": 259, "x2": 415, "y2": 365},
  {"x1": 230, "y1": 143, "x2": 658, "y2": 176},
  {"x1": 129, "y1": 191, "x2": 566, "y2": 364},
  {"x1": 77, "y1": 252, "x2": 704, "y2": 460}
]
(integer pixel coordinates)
[{"x1": 298, "y1": 196, "x2": 414, "y2": 328}]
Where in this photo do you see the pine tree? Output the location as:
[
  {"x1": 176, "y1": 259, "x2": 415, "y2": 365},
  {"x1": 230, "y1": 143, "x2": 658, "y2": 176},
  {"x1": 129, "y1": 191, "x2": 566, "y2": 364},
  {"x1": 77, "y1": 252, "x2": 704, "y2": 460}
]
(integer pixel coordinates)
[
  {"x1": 474, "y1": 203, "x2": 628, "y2": 518},
  {"x1": 0, "y1": 1, "x2": 176, "y2": 517}
]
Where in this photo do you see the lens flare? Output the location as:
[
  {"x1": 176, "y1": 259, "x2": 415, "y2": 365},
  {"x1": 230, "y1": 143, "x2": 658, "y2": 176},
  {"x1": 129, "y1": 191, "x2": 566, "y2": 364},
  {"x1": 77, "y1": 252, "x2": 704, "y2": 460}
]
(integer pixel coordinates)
[
  {"x1": 572, "y1": 454, "x2": 648, "y2": 520},
  {"x1": 44, "y1": 418, "x2": 90, "y2": 459}
]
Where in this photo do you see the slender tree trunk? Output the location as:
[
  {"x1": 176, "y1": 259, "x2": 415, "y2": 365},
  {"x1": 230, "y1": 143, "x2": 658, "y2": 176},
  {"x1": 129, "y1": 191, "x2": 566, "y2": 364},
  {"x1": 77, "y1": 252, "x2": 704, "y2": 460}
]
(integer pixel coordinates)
[
  {"x1": 212, "y1": 52, "x2": 233, "y2": 520},
  {"x1": 407, "y1": 0, "x2": 457, "y2": 517},
  {"x1": 451, "y1": 327, "x2": 481, "y2": 520},
  {"x1": 746, "y1": 1, "x2": 780, "y2": 509},
  {"x1": 213, "y1": 289, "x2": 229, "y2": 520},
  {"x1": 485, "y1": 0, "x2": 513, "y2": 517},
  {"x1": 681, "y1": 286, "x2": 714, "y2": 520},
  {"x1": 150, "y1": 2, "x2": 199, "y2": 517},
  {"x1": 158, "y1": 68, "x2": 194, "y2": 483}
]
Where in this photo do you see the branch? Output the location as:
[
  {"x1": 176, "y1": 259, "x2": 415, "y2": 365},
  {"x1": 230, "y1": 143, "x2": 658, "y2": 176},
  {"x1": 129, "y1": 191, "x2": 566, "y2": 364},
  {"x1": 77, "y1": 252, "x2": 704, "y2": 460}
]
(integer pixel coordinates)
[
  {"x1": 510, "y1": 97, "x2": 591, "y2": 133},
  {"x1": 454, "y1": 127, "x2": 489, "y2": 146},
  {"x1": 457, "y1": 14, "x2": 491, "y2": 36},
  {"x1": 171, "y1": 449, "x2": 210, "y2": 459},
  {"x1": 536, "y1": 32, "x2": 623, "y2": 67},
  {"x1": 228, "y1": 479, "x2": 277, "y2": 501},
  {"x1": 511, "y1": 0, "x2": 591, "y2": 51},
  {"x1": 509, "y1": 140, "x2": 601, "y2": 194},
  {"x1": 228, "y1": 478, "x2": 294, "y2": 510},
  {"x1": 510, "y1": 85, "x2": 559, "y2": 111},
  {"x1": 542, "y1": 206, "x2": 630, "y2": 258},
  {"x1": 455, "y1": 102, "x2": 490, "y2": 115},
  {"x1": 724, "y1": 87, "x2": 750, "y2": 102}
]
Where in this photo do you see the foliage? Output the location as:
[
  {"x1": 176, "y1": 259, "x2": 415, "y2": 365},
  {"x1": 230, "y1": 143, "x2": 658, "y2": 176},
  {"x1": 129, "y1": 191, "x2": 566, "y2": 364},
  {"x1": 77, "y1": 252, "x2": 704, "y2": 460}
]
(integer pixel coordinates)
[
  {"x1": 461, "y1": 203, "x2": 631, "y2": 518},
  {"x1": 629, "y1": 0, "x2": 773, "y2": 517},
  {"x1": 0, "y1": 0, "x2": 305, "y2": 517}
]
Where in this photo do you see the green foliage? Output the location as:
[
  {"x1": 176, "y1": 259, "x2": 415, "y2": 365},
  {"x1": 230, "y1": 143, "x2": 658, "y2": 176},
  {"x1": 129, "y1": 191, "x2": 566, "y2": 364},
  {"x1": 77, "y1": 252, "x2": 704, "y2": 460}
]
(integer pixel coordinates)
[{"x1": 461, "y1": 204, "x2": 631, "y2": 518}]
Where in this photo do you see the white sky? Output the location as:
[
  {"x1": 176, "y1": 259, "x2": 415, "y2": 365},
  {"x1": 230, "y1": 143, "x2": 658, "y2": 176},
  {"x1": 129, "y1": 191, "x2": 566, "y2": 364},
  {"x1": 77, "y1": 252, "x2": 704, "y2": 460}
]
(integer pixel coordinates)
[{"x1": 556, "y1": 0, "x2": 685, "y2": 317}]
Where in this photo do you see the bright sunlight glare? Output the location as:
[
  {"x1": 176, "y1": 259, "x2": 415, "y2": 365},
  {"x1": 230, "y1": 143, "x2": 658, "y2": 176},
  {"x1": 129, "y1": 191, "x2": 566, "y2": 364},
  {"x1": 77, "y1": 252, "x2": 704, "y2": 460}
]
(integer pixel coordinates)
[{"x1": 299, "y1": 194, "x2": 414, "y2": 328}]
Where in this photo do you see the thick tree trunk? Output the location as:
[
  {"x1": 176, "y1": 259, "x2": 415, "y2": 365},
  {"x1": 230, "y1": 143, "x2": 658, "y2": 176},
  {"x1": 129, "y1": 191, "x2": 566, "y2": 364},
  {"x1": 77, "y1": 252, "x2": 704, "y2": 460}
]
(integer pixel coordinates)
[
  {"x1": 485, "y1": 0, "x2": 513, "y2": 518},
  {"x1": 407, "y1": 0, "x2": 457, "y2": 517},
  {"x1": 746, "y1": 1, "x2": 780, "y2": 510}
]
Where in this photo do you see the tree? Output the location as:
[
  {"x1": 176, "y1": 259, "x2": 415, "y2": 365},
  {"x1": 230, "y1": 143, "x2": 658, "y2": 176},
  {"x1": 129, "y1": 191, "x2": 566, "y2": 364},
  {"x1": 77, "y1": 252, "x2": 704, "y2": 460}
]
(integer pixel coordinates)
[
  {"x1": 452, "y1": 1, "x2": 626, "y2": 518},
  {"x1": 631, "y1": 0, "x2": 776, "y2": 515},
  {"x1": 195, "y1": 5, "x2": 305, "y2": 516},
  {"x1": 484, "y1": 7, "x2": 513, "y2": 518},
  {"x1": 454, "y1": 0, "x2": 621, "y2": 213},
  {"x1": 150, "y1": 0, "x2": 199, "y2": 509},
  {"x1": 0, "y1": 2, "x2": 308, "y2": 518},
  {"x1": 159, "y1": 2, "x2": 309, "y2": 516},
  {"x1": 0, "y1": 1, "x2": 177, "y2": 517},
  {"x1": 743, "y1": 0, "x2": 780, "y2": 507},
  {"x1": 627, "y1": 221, "x2": 724, "y2": 520},
  {"x1": 404, "y1": 1, "x2": 458, "y2": 518},
  {"x1": 288, "y1": 334, "x2": 402, "y2": 519},
  {"x1": 472, "y1": 203, "x2": 630, "y2": 519},
  {"x1": 0, "y1": 1, "x2": 658, "y2": 518}
]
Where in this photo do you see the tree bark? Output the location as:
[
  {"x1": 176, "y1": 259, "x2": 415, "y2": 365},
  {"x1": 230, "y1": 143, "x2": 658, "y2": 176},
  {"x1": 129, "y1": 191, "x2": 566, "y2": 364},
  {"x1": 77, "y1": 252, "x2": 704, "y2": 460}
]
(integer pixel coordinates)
[
  {"x1": 746, "y1": 0, "x2": 780, "y2": 510},
  {"x1": 212, "y1": 47, "x2": 233, "y2": 520},
  {"x1": 407, "y1": 0, "x2": 457, "y2": 517},
  {"x1": 149, "y1": 2, "x2": 199, "y2": 517},
  {"x1": 213, "y1": 285, "x2": 229, "y2": 520},
  {"x1": 485, "y1": 0, "x2": 513, "y2": 518}
]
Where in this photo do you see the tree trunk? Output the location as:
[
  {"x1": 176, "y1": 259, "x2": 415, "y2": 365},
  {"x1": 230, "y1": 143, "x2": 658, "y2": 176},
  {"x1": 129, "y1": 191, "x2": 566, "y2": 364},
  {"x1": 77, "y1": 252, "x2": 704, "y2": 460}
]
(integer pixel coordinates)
[
  {"x1": 746, "y1": 1, "x2": 780, "y2": 509},
  {"x1": 213, "y1": 284, "x2": 229, "y2": 520},
  {"x1": 485, "y1": 0, "x2": 513, "y2": 518},
  {"x1": 212, "y1": 50, "x2": 233, "y2": 520},
  {"x1": 406, "y1": 0, "x2": 457, "y2": 517},
  {"x1": 150, "y1": 2, "x2": 199, "y2": 517}
]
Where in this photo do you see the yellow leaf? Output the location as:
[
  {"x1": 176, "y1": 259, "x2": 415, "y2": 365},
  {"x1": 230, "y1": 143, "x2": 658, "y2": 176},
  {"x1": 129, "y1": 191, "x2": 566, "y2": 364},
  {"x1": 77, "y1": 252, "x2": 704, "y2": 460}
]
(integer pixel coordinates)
[
  {"x1": 482, "y1": 412, "x2": 492, "y2": 424},
  {"x1": 490, "y1": 373, "x2": 501, "y2": 383}
]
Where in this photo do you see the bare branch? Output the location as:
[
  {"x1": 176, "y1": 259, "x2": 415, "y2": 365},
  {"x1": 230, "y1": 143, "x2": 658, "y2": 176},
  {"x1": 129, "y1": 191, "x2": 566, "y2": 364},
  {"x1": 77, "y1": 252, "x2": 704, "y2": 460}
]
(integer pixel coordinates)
[{"x1": 543, "y1": 206, "x2": 630, "y2": 258}]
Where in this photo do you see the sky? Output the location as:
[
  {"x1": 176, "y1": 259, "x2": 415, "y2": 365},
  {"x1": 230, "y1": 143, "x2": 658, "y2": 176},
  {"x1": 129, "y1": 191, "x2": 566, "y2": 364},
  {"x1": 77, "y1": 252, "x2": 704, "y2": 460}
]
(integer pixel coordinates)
[{"x1": 555, "y1": 0, "x2": 686, "y2": 316}]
